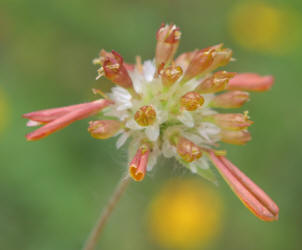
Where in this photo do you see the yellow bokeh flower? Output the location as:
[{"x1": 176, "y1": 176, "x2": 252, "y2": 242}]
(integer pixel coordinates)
[
  {"x1": 228, "y1": 2, "x2": 302, "y2": 54},
  {"x1": 147, "y1": 178, "x2": 222, "y2": 249}
]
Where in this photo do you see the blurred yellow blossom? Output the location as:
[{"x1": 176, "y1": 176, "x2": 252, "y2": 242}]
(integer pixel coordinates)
[
  {"x1": 147, "y1": 178, "x2": 222, "y2": 249},
  {"x1": 0, "y1": 88, "x2": 10, "y2": 134},
  {"x1": 228, "y1": 2, "x2": 302, "y2": 54}
]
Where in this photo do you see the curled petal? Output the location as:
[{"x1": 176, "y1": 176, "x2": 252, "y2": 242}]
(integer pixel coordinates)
[
  {"x1": 129, "y1": 145, "x2": 150, "y2": 181},
  {"x1": 209, "y1": 44, "x2": 232, "y2": 72},
  {"x1": 25, "y1": 99, "x2": 112, "y2": 141},
  {"x1": 209, "y1": 151, "x2": 279, "y2": 221},
  {"x1": 227, "y1": 73, "x2": 274, "y2": 92},
  {"x1": 99, "y1": 50, "x2": 133, "y2": 89}
]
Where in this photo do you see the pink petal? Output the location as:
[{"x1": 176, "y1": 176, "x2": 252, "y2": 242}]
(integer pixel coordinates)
[
  {"x1": 209, "y1": 151, "x2": 279, "y2": 221},
  {"x1": 26, "y1": 99, "x2": 112, "y2": 141},
  {"x1": 227, "y1": 73, "x2": 274, "y2": 92},
  {"x1": 23, "y1": 102, "x2": 101, "y2": 123}
]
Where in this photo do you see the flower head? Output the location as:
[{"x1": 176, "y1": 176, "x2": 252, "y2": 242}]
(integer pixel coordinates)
[{"x1": 23, "y1": 23, "x2": 278, "y2": 221}]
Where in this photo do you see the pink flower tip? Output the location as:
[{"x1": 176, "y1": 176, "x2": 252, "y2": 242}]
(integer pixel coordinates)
[
  {"x1": 129, "y1": 144, "x2": 150, "y2": 182},
  {"x1": 24, "y1": 99, "x2": 113, "y2": 141},
  {"x1": 227, "y1": 73, "x2": 274, "y2": 92},
  {"x1": 209, "y1": 151, "x2": 279, "y2": 221}
]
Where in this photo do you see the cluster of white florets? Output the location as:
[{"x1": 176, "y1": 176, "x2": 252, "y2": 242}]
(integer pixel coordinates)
[{"x1": 104, "y1": 59, "x2": 220, "y2": 176}]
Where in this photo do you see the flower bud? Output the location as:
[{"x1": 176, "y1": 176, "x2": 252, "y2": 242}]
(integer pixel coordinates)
[
  {"x1": 98, "y1": 50, "x2": 133, "y2": 89},
  {"x1": 207, "y1": 113, "x2": 253, "y2": 131},
  {"x1": 227, "y1": 73, "x2": 274, "y2": 92},
  {"x1": 129, "y1": 144, "x2": 150, "y2": 182},
  {"x1": 180, "y1": 92, "x2": 204, "y2": 111},
  {"x1": 210, "y1": 91, "x2": 249, "y2": 108},
  {"x1": 196, "y1": 71, "x2": 236, "y2": 93},
  {"x1": 134, "y1": 105, "x2": 156, "y2": 127},
  {"x1": 155, "y1": 24, "x2": 181, "y2": 68},
  {"x1": 176, "y1": 137, "x2": 202, "y2": 162},
  {"x1": 209, "y1": 44, "x2": 233, "y2": 71},
  {"x1": 220, "y1": 130, "x2": 251, "y2": 145},
  {"x1": 88, "y1": 120, "x2": 121, "y2": 139},
  {"x1": 161, "y1": 65, "x2": 183, "y2": 87},
  {"x1": 182, "y1": 48, "x2": 214, "y2": 81}
]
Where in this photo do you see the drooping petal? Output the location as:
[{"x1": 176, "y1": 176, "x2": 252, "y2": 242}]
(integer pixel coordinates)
[
  {"x1": 25, "y1": 99, "x2": 112, "y2": 141},
  {"x1": 227, "y1": 73, "x2": 274, "y2": 92},
  {"x1": 209, "y1": 151, "x2": 279, "y2": 221}
]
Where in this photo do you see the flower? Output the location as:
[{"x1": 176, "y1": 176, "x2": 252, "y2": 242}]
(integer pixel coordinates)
[
  {"x1": 228, "y1": 2, "x2": 302, "y2": 55},
  {"x1": 147, "y1": 179, "x2": 222, "y2": 249},
  {"x1": 23, "y1": 23, "x2": 278, "y2": 221}
]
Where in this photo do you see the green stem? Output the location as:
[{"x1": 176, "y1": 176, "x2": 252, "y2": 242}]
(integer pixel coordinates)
[{"x1": 82, "y1": 174, "x2": 131, "y2": 250}]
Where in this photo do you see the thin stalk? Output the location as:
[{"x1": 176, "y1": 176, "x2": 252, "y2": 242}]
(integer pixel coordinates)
[{"x1": 83, "y1": 174, "x2": 131, "y2": 250}]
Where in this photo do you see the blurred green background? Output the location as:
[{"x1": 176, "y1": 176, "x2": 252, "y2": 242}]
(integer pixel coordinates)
[{"x1": 0, "y1": 0, "x2": 302, "y2": 249}]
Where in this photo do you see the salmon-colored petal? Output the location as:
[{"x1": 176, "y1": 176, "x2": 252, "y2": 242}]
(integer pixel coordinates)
[
  {"x1": 25, "y1": 99, "x2": 112, "y2": 141},
  {"x1": 22, "y1": 102, "x2": 101, "y2": 123},
  {"x1": 209, "y1": 151, "x2": 279, "y2": 221},
  {"x1": 227, "y1": 73, "x2": 274, "y2": 92}
]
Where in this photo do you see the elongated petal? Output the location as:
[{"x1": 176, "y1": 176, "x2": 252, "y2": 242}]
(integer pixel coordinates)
[
  {"x1": 209, "y1": 151, "x2": 279, "y2": 221},
  {"x1": 227, "y1": 73, "x2": 274, "y2": 92},
  {"x1": 25, "y1": 99, "x2": 112, "y2": 141},
  {"x1": 22, "y1": 102, "x2": 100, "y2": 123}
]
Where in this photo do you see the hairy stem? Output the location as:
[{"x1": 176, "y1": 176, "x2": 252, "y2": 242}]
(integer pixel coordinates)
[{"x1": 83, "y1": 174, "x2": 131, "y2": 250}]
